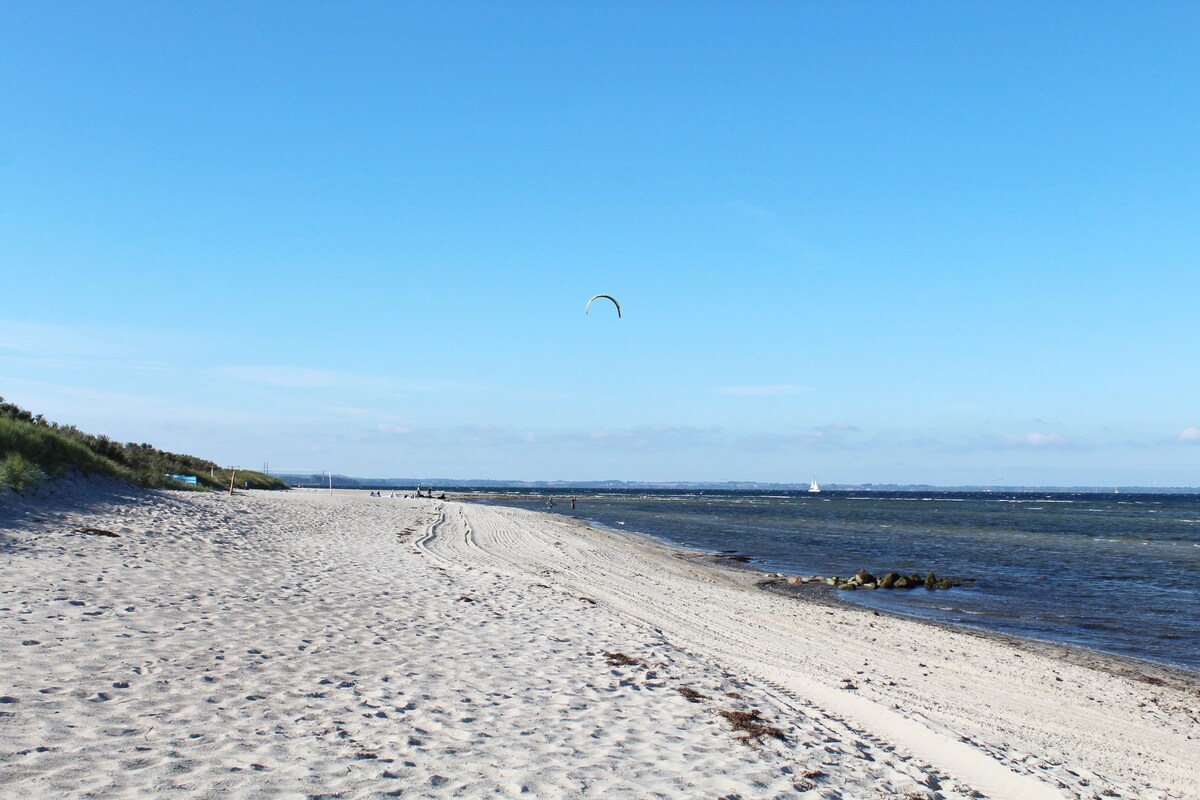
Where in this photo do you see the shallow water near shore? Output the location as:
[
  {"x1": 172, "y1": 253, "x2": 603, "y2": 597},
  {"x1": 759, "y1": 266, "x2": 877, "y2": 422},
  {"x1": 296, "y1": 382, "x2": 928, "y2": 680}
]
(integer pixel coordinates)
[{"x1": 467, "y1": 489, "x2": 1200, "y2": 672}]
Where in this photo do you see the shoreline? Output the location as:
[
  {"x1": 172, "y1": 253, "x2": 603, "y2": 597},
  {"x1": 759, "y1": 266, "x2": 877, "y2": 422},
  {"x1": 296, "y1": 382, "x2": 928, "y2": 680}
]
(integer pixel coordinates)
[
  {"x1": 436, "y1": 501, "x2": 1200, "y2": 796},
  {"x1": 458, "y1": 493, "x2": 1200, "y2": 683},
  {"x1": 3, "y1": 483, "x2": 1198, "y2": 799},
  {"x1": 627, "y1": 508, "x2": 1200, "y2": 691},
  {"x1": 685, "y1": 550, "x2": 1200, "y2": 692},
  {"x1": 758, "y1": 574, "x2": 1200, "y2": 693}
]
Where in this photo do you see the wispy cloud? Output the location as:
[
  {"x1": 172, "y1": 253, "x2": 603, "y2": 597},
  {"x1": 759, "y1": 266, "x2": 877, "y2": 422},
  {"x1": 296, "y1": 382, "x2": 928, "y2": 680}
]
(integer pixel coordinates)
[
  {"x1": 736, "y1": 423, "x2": 870, "y2": 451},
  {"x1": 1001, "y1": 432, "x2": 1068, "y2": 447},
  {"x1": 437, "y1": 424, "x2": 727, "y2": 450},
  {"x1": 727, "y1": 201, "x2": 828, "y2": 263},
  {"x1": 214, "y1": 365, "x2": 468, "y2": 393},
  {"x1": 718, "y1": 384, "x2": 810, "y2": 396},
  {"x1": 0, "y1": 376, "x2": 310, "y2": 427},
  {"x1": 0, "y1": 319, "x2": 174, "y2": 372},
  {"x1": 0, "y1": 352, "x2": 175, "y2": 373},
  {"x1": 728, "y1": 200, "x2": 781, "y2": 222},
  {"x1": 576, "y1": 425, "x2": 724, "y2": 448},
  {"x1": 318, "y1": 404, "x2": 384, "y2": 417},
  {"x1": 462, "y1": 423, "x2": 504, "y2": 433},
  {"x1": 0, "y1": 320, "x2": 110, "y2": 356},
  {"x1": 940, "y1": 402, "x2": 986, "y2": 413},
  {"x1": 215, "y1": 365, "x2": 348, "y2": 388},
  {"x1": 1179, "y1": 427, "x2": 1200, "y2": 443},
  {"x1": 817, "y1": 422, "x2": 860, "y2": 432}
]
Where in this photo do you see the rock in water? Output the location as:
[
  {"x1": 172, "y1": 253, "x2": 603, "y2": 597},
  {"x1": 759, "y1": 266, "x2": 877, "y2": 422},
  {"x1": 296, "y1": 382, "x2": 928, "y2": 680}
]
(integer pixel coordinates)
[
  {"x1": 924, "y1": 571, "x2": 937, "y2": 590},
  {"x1": 854, "y1": 569, "x2": 876, "y2": 585},
  {"x1": 879, "y1": 572, "x2": 899, "y2": 589}
]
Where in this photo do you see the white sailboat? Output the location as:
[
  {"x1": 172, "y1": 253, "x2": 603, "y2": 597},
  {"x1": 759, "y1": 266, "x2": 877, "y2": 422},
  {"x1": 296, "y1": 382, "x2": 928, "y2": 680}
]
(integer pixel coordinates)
[{"x1": 808, "y1": 474, "x2": 821, "y2": 493}]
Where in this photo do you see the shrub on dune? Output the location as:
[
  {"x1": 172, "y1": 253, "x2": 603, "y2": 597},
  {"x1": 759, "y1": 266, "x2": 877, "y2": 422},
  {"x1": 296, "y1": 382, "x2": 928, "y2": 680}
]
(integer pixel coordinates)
[{"x1": 0, "y1": 397, "x2": 287, "y2": 492}]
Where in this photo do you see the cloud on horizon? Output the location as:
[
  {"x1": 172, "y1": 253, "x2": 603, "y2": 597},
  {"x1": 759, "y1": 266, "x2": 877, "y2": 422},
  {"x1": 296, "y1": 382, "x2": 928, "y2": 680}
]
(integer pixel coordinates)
[{"x1": 1179, "y1": 427, "x2": 1200, "y2": 443}]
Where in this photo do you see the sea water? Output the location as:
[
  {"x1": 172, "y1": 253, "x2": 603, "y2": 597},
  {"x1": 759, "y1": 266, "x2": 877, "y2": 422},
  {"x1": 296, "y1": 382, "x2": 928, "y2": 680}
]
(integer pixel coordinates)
[{"x1": 467, "y1": 490, "x2": 1200, "y2": 672}]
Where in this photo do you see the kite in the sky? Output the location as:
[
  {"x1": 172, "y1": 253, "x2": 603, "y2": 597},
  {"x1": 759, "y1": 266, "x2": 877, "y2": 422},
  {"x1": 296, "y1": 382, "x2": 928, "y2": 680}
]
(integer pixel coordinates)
[{"x1": 585, "y1": 294, "x2": 622, "y2": 318}]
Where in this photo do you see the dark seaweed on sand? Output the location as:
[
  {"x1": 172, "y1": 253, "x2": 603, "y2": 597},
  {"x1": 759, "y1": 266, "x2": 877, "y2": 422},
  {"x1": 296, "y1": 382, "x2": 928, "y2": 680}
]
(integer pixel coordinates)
[
  {"x1": 717, "y1": 709, "x2": 786, "y2": 743},
  {"x1": 603, "y1": 652, "x2": 641, "y2": 667},
  {"x1": 75, "y1": 527, "x2": 119, "y2": 537}
]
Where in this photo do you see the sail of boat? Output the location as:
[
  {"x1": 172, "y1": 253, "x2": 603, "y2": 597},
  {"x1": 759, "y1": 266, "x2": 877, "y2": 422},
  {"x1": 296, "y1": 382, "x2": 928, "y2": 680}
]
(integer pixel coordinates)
[{"x1": 808, "y1": 474, "x2": 821, "y2": 493}]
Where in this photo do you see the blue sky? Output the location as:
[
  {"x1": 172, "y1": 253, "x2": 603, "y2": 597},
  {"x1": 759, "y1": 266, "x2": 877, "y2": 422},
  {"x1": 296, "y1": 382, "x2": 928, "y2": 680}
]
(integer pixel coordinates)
[{"x1": 2, "y1": 1, "x2": 1198, "y2": 485}]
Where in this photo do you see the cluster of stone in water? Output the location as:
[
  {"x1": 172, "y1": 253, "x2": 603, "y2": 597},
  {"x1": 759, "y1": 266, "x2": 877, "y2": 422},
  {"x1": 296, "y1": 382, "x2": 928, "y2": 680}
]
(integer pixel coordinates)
[{"x1": 782, "y1": 569, "x2": 962, "y2": 591}]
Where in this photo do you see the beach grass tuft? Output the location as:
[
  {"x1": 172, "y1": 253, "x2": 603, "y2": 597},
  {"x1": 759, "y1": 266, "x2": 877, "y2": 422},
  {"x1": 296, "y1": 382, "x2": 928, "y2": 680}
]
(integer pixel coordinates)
[{"x1": 0, "y1": 450, "x2": 47, "y2": 492}]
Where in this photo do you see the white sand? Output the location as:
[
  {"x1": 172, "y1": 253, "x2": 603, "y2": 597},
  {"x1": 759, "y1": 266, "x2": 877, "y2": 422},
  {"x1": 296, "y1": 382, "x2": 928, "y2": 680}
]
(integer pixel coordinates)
[{"x1": 1, "y1": 481, "x2": 1197, "y2": 799}]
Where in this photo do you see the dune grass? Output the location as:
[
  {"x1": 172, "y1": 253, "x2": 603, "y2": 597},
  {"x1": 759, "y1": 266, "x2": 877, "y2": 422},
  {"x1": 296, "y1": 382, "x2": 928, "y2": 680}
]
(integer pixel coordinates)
[
  {"x1": 0, "y1": 451, "x2": 47, "y2": 492},
  {"x1": 0, "y1": 418, "x2": 141, "y2": 487},
  {"x1": 0, "y1": 397, "x2": 288, "y2": 493}
]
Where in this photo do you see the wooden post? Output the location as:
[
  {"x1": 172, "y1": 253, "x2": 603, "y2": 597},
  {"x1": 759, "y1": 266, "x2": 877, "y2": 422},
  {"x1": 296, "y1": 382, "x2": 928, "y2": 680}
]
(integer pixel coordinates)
[
  {"x1": 328, "y1": 469, "x2": 333, "y2": 496},
  {"x1": 229, "y1": 469, "x2": 236, "y2": 495}
]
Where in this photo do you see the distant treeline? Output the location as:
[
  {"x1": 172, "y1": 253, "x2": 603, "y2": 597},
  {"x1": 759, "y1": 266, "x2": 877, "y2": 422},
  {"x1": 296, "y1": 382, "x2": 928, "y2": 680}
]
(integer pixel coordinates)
[{"x1": 0, "y1": 397, "x2": 287, "y2": 493}]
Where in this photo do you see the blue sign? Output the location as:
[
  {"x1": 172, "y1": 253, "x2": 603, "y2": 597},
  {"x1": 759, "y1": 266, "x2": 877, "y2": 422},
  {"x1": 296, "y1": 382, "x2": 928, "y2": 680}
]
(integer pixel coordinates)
[{"x1": 165, "y1": 473, "x2": 198, "y2": 485}]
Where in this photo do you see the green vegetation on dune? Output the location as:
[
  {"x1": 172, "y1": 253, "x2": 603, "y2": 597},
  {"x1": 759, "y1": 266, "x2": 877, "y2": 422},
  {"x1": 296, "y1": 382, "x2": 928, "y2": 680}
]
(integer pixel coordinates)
[{"x1": 0, "y1": 397, "x2": 288, "y2": 493}]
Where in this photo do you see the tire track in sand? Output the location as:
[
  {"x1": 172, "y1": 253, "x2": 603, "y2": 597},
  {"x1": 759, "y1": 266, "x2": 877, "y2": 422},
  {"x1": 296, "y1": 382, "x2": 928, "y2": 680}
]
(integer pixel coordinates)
[{"x1": 414, "y1": 501, "x2": 1193, "y2": 800}]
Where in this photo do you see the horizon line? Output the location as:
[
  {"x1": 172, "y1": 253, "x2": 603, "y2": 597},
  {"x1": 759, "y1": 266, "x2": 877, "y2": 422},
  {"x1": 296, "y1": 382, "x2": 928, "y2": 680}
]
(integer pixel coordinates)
[{"x1": 267, "y1": 474, "x2": 1199, "y2": 493}]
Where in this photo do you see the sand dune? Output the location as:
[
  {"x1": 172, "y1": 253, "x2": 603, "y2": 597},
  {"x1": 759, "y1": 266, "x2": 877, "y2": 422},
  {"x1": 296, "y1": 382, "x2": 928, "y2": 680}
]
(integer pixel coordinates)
[{"x1": 2, "y1": 482, "x2": 1196, "y2": 799}]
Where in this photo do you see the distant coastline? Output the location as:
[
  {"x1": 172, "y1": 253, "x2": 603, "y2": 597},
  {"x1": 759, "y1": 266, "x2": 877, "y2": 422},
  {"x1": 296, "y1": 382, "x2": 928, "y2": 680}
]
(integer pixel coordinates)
[{"x1": 274, "y1": 473, "x2": 1200, "y2": 494}]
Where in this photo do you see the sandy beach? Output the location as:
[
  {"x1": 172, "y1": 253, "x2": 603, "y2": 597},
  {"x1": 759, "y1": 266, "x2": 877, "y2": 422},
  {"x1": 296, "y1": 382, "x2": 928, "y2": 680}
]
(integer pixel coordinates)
[{"x1": 2, "y1": 481, "x2": 1197, "y2": 799}]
